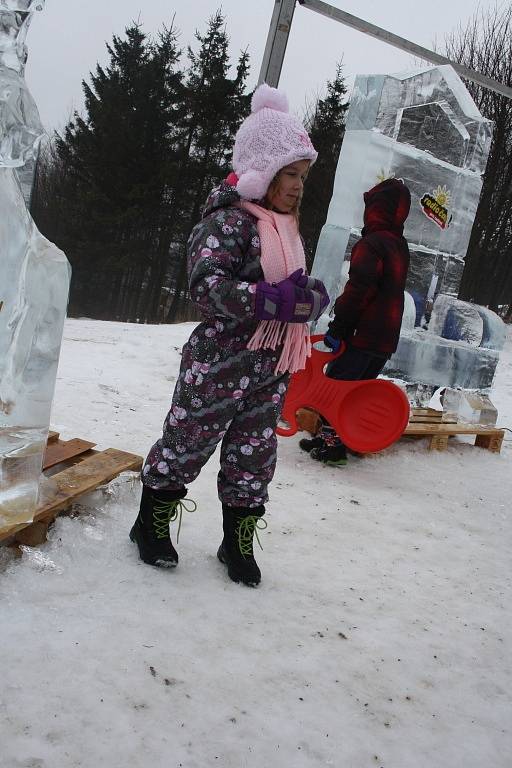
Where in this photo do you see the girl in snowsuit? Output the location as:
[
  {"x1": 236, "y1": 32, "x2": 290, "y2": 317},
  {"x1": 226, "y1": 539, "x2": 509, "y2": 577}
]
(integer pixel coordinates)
[{"x1": 130, "y1": 84, "x2": 329, "y2": 586}]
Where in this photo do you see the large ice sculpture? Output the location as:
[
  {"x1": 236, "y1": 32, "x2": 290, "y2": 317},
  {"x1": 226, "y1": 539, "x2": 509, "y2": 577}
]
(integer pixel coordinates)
[
  {"x1": 0, "y1": 1, "x2": 71, "y2": 525},
  {"x1": 312, "y1": 65, "x2": 505, "y2": 392},
  {"x1": 313, "y1": 65, "x2": 492, "y2": 304}
]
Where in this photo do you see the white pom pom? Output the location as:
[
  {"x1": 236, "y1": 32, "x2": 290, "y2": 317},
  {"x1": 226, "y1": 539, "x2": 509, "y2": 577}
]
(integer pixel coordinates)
[
  {"x1": 251, "y1": 83, "x2": 289, "y2": 114},
  {"x1": 236, "y1": 170, "x2": 267, "y2": 200}
]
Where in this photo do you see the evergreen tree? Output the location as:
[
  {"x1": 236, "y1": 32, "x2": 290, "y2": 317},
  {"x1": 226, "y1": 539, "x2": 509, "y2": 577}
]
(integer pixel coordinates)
[
  {"x1": 32, "y1": 12, "x2": 252, "y2": 323},
  {"x1": 162, "y1": 9, "x2": 251, "y2": 321},
  {"x1": 44, "y1": 22, "x2": 185, "y2": 319},
  {"x1": 300, "y1": 63, "x2": 349, "y2": 270},
  {"x1": 445, "y1": 6, "x2": 512, "y2": 312},
  {"x1": 184, "y1": 10, "x2": 250, "y2": 221}
]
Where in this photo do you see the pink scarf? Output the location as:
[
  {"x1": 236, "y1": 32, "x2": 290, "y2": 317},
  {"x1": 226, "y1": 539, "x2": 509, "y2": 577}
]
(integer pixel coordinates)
[{"x1": 241, "y1": 201, "x2": 312, "y2": 375}]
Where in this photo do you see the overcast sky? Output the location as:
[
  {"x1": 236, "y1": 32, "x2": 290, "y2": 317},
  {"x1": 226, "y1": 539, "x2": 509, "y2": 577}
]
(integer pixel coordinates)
[{"x1": 26, "y1": 0, "x2": 500, "y2": 132}]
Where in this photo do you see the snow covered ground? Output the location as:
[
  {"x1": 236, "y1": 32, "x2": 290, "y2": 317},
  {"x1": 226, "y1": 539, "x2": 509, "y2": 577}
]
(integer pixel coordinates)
[{"x1": 1, "y1": 318, "x2": 511, "y2": 768}]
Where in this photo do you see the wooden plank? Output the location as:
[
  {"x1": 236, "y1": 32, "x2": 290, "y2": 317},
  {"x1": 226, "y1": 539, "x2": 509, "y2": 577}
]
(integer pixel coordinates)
[
  {"x1": 408, "y1": 414, "x2": 452, "y2": 423},
  {"x1": 408, "y1": 409, "x2": 461, "y2": 424},
  {"x1": 404, "y1": 422, "x2": 505, "y2": 437},
  {"x1": 402, "y1": 421, "x2": 505, "y2": 454},
  {"x1": 43, "y1": 438, "x2": 96, "y2": 470},
  {"x1": 410, "y1": 418, "x2": 457, "y2": 425},
  {"x1": 14, "y1": 521, "x2": 51, "y2": 547},
  {"x1": 428, "y1": 434, "x2": 450, "y2": 451},
  {"x1": 475, "y1": 433, "x2": 504, "y2": 453},
  {"x1": 0, "y1": 448, "x2": 142, "y2": 542}
]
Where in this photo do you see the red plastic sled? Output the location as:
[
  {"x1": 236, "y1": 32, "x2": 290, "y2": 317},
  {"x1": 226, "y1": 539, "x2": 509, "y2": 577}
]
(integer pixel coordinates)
[{"x1": 276, "y1": 335, "x2": 410, "y2": 453}]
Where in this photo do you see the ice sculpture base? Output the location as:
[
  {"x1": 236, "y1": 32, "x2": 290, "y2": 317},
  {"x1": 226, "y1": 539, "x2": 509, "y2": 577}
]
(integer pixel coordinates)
[
  {"x1": 384, "y1": 329, "x2": 499, "y2": 390},
  {"x1": 0, "y1": 168, "x2": 70, "y2": 525},
  {"x1": 0, "y1": 426, "x2": 48, "y2": 524},
  {"x1": 442, "y1": 389, "x2": 498, "y2": 426}
]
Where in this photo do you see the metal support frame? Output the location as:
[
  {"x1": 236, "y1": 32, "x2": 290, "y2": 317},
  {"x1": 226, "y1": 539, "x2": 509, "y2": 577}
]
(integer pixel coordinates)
[
  {"x1": 258, "y1": 0, "x2": 297, "y2": 87},
  {"x1": 259, "y1": 0, "x2": 512, "y2": 100},
  {"x1": 300, "y1": 0, "x2": 512, "y2": 100}
]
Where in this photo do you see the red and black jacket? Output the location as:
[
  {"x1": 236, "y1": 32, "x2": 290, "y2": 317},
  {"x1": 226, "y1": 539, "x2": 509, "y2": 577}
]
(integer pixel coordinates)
[{"x1": 328, "y1": 178, "x2": 411, "y2": 356}]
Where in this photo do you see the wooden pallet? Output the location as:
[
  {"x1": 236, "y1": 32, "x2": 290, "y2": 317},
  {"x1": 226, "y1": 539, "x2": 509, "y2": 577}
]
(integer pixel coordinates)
[
  {"x1": 295, "y1": 406, "x2": 505, "y2": 454},
  {"x1": 43, "y1": 433, "x2": 97, "y2": 470},
  {"x1": 0, "y1": 433, "x2": 143, "y2": 546},
  {"x1": 404, "y1": 409, "x2": 505, "y2": 452},
  {"x1": 408, "y1": 407, "x2": 456, "y2": 424}
]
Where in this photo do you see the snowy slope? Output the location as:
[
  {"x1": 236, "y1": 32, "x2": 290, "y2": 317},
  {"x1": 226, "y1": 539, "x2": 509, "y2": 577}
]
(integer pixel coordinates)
[{"x1": 1, "y1": 318, "x2": 511, "y2": 768}]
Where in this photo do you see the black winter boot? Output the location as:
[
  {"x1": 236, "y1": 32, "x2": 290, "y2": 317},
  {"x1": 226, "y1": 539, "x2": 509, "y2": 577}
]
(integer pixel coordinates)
[
  {"x1": 299, "y1": 435, "x2": 325, "y2": 453},
  {"x1": 130, "y1": 485, "x2": 193, "y2": 567},
  {"x1": 310, "y1": 441, "x2": 348, "y2": 466},
  {"x1": 299, "y1": 424, "x2": 336, "y2": 453},
  {"x1": 217, "y1": 504, "x2": 267, "y2": 587}
]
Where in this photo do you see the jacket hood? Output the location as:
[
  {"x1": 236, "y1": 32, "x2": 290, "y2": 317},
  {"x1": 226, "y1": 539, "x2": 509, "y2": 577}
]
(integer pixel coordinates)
[
  {"x1": 202, "y1": 180, "x2": 241, "y2": 218},
  {"x1": 362, "y1": 178, "x2": 411, "y2": 236}
]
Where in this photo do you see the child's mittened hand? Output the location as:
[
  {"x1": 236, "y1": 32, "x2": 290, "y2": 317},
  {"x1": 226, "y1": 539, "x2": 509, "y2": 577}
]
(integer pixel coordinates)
[
  {"x1": 275, "y1": 276, "x2": 316, "y2": 322},
  {"x1": 323, "y1": 334, "x2": 341, "y2": 353},
  {"x1": 255, "y1": 277, "x2": 330, "y2": 323},
  {"x1": 255, "y1": 278, "x2": 306, "y2": 321},
  {"x1": 291, "y1": 270, "x2": 323, "y2": 293},
  {"x1": 291, "y1": 271, "x2": 330, "y2": 315},
  {"x1": 254, "y1": 281, "x2": 282, "y2": 320}
]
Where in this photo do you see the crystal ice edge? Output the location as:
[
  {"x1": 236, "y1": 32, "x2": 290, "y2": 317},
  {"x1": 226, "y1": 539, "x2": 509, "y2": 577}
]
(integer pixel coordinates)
[{"x1": 0, "y1": 0, "x2": 71, "y2": 522}]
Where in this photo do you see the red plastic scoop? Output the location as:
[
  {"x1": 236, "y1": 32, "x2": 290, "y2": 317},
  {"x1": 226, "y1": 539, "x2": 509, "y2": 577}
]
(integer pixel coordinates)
[{"x1": 277, "y1": 335, "x2": 410, "y2": 453}]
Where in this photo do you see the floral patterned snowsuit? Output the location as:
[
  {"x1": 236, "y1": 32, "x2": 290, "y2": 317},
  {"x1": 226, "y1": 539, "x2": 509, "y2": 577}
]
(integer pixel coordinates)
[{"x1": 142, "y1": 183, "x2": 290, "y2": 508}]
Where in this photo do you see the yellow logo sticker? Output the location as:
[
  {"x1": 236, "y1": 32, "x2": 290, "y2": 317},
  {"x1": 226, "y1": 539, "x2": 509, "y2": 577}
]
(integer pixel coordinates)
[{"x1": 420, "y1": 185, "x2": 452, "y2": 230}]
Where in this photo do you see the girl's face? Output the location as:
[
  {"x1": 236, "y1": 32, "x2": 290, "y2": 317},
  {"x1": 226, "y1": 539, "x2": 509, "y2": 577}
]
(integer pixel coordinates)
[{"x1": 266, "y1": 160, "x2": 310, "y2": 214}]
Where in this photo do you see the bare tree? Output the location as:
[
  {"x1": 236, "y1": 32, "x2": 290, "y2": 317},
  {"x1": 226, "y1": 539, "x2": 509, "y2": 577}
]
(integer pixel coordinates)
[{"x1": 445, "y1": 4, "x2": 512, "y2": 313}]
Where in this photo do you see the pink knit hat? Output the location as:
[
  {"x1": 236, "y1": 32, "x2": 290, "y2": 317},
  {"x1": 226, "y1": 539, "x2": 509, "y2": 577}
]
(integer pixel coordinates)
[{"x1": 232, "y1": 83, "x2": 318, "y2": 201}]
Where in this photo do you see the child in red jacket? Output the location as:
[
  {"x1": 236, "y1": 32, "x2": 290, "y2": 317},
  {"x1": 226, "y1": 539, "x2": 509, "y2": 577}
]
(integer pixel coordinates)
[{"x1": 301, "y1": 178, "x2": 411, "y2": 465}]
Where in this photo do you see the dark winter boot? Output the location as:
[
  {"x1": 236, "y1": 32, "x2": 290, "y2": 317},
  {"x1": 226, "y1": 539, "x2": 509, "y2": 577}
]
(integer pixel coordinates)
[
  {"x1": 129, "y1": 485, "x2": 195, "y2": 567},
  {"x1": 299, "y1": 435, "x2": 325, "y2": 453},
  {"x1": 310, "y1": 439, "x2": 348, "y2": 467},
  {"x1": 299, "y1": 423, "x2": 338, "y2": 454},
  {"x1": 217, "y1": 504, "x2": 267, "y2": 587}
]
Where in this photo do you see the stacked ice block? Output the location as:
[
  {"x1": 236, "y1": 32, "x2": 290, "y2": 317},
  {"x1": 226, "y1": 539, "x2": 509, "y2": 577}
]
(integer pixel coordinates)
[
  {"x1": 312, "y1": 65, "x2": 505, "y2": 393},
  {"x1": 0, "y1": 1, "x2": 71, "y2": 525}
]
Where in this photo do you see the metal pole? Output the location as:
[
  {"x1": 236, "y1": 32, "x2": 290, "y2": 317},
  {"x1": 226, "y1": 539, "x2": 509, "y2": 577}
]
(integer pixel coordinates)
[
  {"x1": 299, "y1": 0, "x2": 512, "y2": 100},
  {"x1": 259, "y1": 0, "x2": 297, "y2": 87}
]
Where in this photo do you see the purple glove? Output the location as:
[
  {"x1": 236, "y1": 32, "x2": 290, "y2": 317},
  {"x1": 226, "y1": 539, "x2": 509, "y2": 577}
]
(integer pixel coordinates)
[
  {"x1": 292, "y1": 270, "x2": 330, "y2": 315},
  {"x1": 255, "y1": 269, "x2": 330, "y2": 323},
  {"x1": 293, "y1": 270, "x2": 327, "y2": 294}
]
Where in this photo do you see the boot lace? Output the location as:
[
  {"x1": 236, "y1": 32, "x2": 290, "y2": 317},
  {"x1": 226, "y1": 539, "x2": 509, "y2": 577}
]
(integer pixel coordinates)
[
  {"x1": 236, "y1": 515, "x2": 267, "y2": 558},
  {"x1": 153, "y1": 498, "x2": 197, "y2": 542}
]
